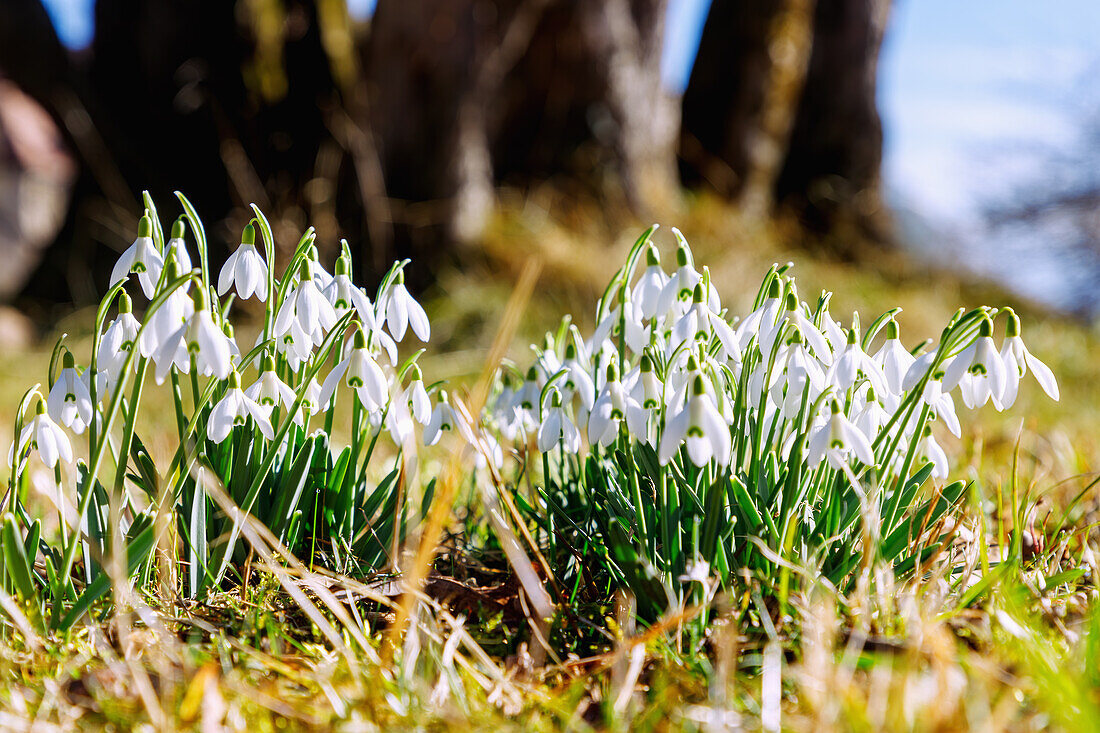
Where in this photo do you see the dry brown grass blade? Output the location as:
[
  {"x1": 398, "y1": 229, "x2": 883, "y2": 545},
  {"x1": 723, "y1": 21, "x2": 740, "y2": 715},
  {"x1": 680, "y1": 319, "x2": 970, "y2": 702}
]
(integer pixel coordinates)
[{"x1": 385, "y1": 257, "x2": 542, "y2": 660}]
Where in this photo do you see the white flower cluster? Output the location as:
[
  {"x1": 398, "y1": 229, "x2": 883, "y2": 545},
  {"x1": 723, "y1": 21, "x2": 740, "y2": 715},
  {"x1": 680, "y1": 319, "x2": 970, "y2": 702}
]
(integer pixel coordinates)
[
  {"x1": 488, "y1": 229, "x2": 1059, "y2": 480},
  {"x1": 9, "y1": 212, "x2": 455, "y2": 473}
]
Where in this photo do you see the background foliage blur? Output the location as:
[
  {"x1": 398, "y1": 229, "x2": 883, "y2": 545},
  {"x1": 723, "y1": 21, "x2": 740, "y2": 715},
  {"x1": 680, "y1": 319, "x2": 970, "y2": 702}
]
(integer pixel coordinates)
[{"x1": 0, "y1": 0, "x2": 1097, "y2": 316}]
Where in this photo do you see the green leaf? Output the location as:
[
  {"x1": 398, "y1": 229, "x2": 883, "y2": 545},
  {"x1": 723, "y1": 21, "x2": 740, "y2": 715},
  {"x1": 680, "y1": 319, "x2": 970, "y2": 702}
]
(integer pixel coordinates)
[{"x1": 2, "y1": 513, "x2": 37, "y2": 603}]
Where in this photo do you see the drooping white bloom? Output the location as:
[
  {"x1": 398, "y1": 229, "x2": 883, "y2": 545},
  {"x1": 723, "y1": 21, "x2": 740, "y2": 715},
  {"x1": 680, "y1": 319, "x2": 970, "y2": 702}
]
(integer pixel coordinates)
[
  {"x1": 736, "y1": 277, "x2": 782, "y2": 352},
  {"x1": 770, "y1": 293, "x2": 832, "y2": 364},
  {"x1": 560, "y1": 342, "x2": 596, "y2": 412},
  {"x1": 380, "y1": 272, "x2": 430, "y2": 342},
  {"x1": 826, "y1": 328, "x2": 888, "y2": 395},
  {"x1": 873, "y1": 320, "x2": 916, "y2": 407},
  {"x1": 655, "y1": 233, "x2": 720, "y2": 318},
  {"x1": 275, "y1": 260, "x2": 338, "y2": 349},
  {"x1": 218, "y1": 222, "x2": 269, "y2": 301},
  {"x1": 854, "y1": 386, "x2": 889, "y2": 440},
  {"x1": 138, "y1": 264, "x2": 194, "y2": 358},
  {"x1": 424, "y1": 391, "x2": 456, "y2": 446},
  {"x1": 111, "y1": 214, "x2": 164, "y2": 299},
  {"x1": 9, "y1": 402, "x2": 73, "y2": 469},
  {"x1": 99, "y1": 292, "x2": 141, "y2": 388},
  {"x1": 999, "y1": 309, "x2": 1058, "y2": 408},
  {"x1": 245, "y1": 356, "x2": 300, "y2": 422},
  {"x1": 537, "y1": 388, "x2": 581, "y2": 453},
  {"x1": 404, "y1": 366, "x2": 432, "y2": 426},
  {"x1": 920, "y1": 376, "x2": 961, "y2": 438},
  {"x1": 915, "y1": 424, "x2": 950, "y2": 479},
  {"x1": 771, "y1": 333, "x2": 827, "y2": 419},
  {"x1": 631, "y1": 245, "x2": 669, "y2": 320},
  {"x1": 47, "y1": 353, "x2": 95, "y2": 434},
  {"x1": 806, "y1": 400, "x2": 875, "y2": 469},
  {"x1": 943, "y1": 318, "x2": 1006, "y2": 409},
  {"x1": 153, "y1": 287, "x2": 235, "y2": 384},
  {"x1": 318, "y1": 328, "x2": 389, "y2": 412},
  {"x1": 670, "y1": 283, "x2": 739, "y2": 359},
  {"x1": 592, "y1": 294, "x2": 649, "y2": 355},
  {"x1": 588, "y1": 364, "x2": 646, "y2": 447},
  {"x1": 165, "y1": 217, "x2": 193, "y2": 274},
  {"x1": 659, "y1": 375, "x2": 731, "y2": 467},
  {"x1": 208, "y1": 371, "x2": 274, "y2": 443}
]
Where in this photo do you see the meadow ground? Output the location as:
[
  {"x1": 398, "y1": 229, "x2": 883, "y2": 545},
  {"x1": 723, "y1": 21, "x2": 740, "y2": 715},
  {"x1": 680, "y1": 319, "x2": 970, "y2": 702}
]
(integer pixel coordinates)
[{"x1": 0, "y1": 196, "x2": 1098, "y2": 731}]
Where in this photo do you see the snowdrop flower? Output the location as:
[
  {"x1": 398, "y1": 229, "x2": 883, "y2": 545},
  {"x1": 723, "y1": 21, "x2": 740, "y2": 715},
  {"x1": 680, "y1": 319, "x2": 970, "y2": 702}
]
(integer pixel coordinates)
[
  {"x1": 100, "y1": 292, "x2": 141, "y2": 386},
  {"x1": 218, "y1": 222, "x2": 269, "y2": 301},
  {"x1": 208, "y1": 370, "x2": 274, "y2": 443},
  {"x1": 772, "y1": 292, "x2": 831, "y2": 363},
  {"x1": 138, "y1": 261, "x2": 194, "y2": 358},
  {"x1": 632, "y1": 245, "x2": 669, "y2": 320},
  {"x1": 737, "y1": 277, "x2": 782, "y2": 352},
  {"x1": 592, "y1": 291, "x2": 649, "y2": 355},
  {"x1": 47, "y1": 352, "x2": 94, "y2": 434},
  {"x1": 807, "y1": 400, "x2": 875, "y2": 469},
  {"x1": 560, "y1": 342, "x2": 596, "y2": 412},
  {"x1": 659, "y1": 375, "x2": 731, "y2": 467},
  {"x1": 318, "y1": 327, "x2": 389, "y2": 412},
  {"x1": 424, "y1": 391, "x2": 456, "y2": 446},
  {"x1": 153, "y1": 286, "x2": 235, "y2": 384},
  {"x1": 275, "y1": 259, "x2": 338, "y2": 348},
  {"x1": 873, "y1": 320, "x2": 915, "y2": 406},
  {"x1": 324, "y1": 255, "x2": 376, "y2": 324},
  {"x1": 588, "y1": 364, "x2": 646, "y2": 447},
  {"x1": 915, "y1": 424, "x2": 949, "y2": 479},
  {"x1": 537, "y1": 388, "x2": 580, "y2": 453},
  {"x1": 381, "y1": 271, "x2": 430, "y2": 342},
  {"x1": 999, "y1": 309, "x2": 1058, "y2": 407},
  {"x1": 404, "y1": 366, "x2": 432, "y2": 426},
  {"x1": 920, "y1": 375, "x2": 961, "y2": 437},
  {"x1": 10, "y1": 401, "x2": 73, "y2": 469},
  {"x1": 656, "y1": 233, "x2": 720, "y2": 317},
  {"x1": 771, "y1": 332, "x2": 826, "y2": 419},
  {"x1": 165, "y1": 217, "x2": 193, "y2": 274},
  {"x1": 826, "y1": 328, "x2": 887, "y2": 395},
  {"x1": 670, "y1": 283, "x2": 739, "y2": 358},
  {"x1": 854, "y1": 386, "x2": 888, "y2": 440},
  {"x1": 943, "y1": 318, "x2": 1006, "y2": 409},
  {"x1": 309, "y1": 246, "x2": 334, "y2": 291},
  {"x1": 245, "y1": 355, "x2": 299, "y2": 419},
  {"x1": 902, "y1": 350, "x2": 937, "y2": 392},
  {"x1": 111, "y1": 214, "x2": 164, "y2": 299}
]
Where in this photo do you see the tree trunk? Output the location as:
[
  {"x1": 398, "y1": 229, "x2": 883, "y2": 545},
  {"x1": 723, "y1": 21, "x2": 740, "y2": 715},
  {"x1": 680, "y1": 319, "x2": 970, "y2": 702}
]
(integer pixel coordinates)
[
  {"x1": 776, "y1": 0, "x2": 891, "y2": 236},
  {"x1": 682, "y1": 0, "x2": 889, "y2": 237},
  {"x1": 364, "y1": 0, "x2": 677, "y2": 258},
  {"x1": 680, "y1": 0, "x2": 815, "y2": 213}
]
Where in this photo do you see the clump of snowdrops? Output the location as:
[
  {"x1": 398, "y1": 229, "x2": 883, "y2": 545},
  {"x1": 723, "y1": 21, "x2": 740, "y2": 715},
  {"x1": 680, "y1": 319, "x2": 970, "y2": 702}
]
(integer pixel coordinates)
[
  {"x1": 487, "y1": 226, "x2": 1059, "y2": 617},
  {"x1": 2, "y1": 195, "x2": 452, "y2": 630}
]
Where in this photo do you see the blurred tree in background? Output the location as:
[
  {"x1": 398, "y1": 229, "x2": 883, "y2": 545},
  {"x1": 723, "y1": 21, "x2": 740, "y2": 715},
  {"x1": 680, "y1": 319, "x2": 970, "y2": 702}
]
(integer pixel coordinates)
[{"x1": 0, "y1": 0, "x2": 894, "y2": 306}]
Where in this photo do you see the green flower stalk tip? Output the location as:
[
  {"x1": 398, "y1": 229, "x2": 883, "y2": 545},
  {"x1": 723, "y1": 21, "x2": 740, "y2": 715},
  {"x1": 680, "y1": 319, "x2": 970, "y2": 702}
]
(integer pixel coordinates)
[
  {"x1": 192, "y1": 284, "x2": 209, "y2": 312},
  {"x1": 242, "y1": 221, "x2": 256, "y2": 246},
  {"x1": 766, "y1": 277, "x2": 781, "y2": 300},
  {"x1": 784, "y1": 291, "x2": 798, "y2": 311},
  {"x1": 978, "y1": 317, "x2": 993, "y2": 338},
  {"x1": 35, "y1": 399, "x2": 46, "y2": 416},
  {"x1": 261, "y1": 354, "x2": 276, "y2": 372},
  {"x1": 137, "y1": 215, "x2": 152, "y2": 238},
  {"x1": 640, "y1": 353, "x2": 653, "y2": 372},
  {"x1": 846, "y1": 328, "x2": 858, "y2": 345},
  {"x1": 884, "y1": 318, "x2": 899, "y2": 340},
  {"x1": 297, "y1": 259, "x2": 311, "y2": 281},
  {"x1": 227, "y1": 369, "x2": 241, "y2": 390},
  {"x1": 645, "y1": 245, "x2": 660, "y2": 267},
  {"x1": 170, "y1": 217, "x2": 186, "y2": 240},
  {"x1": 118, "y1": 291, "x2": 133, "y2": 314},
  {"x1": 335, "y1": 255, "x2": 350, "y2": 277},
  {"x1": 62, "y1": 351, "x2": 75, "y2": 369},
  {"x1": 1005, "y1": 309, "x2": 1021, "y2": 338},
  {"x1": 352, "y1": 326, "x2": 367, "y2": 350},
  {"x1": 676, "y1": 243, "x2": 691, "y2": 268}
]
